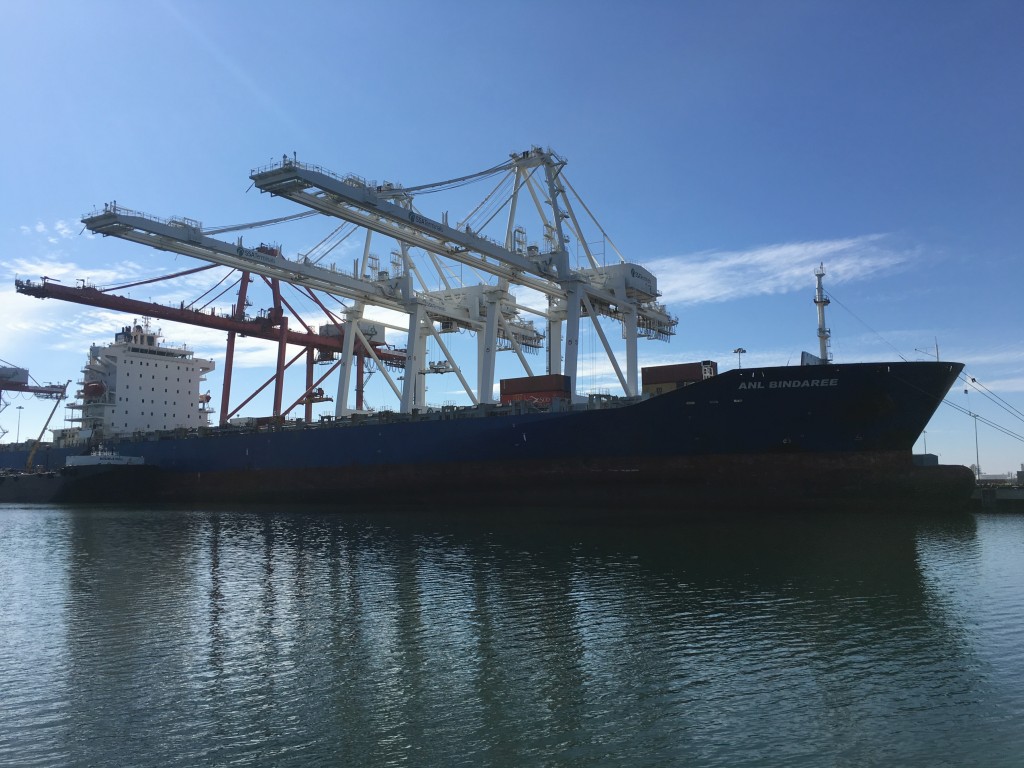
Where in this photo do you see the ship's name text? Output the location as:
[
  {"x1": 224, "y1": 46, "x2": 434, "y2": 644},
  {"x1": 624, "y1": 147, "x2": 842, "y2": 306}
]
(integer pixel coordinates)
[{"x1": 737, "y1": 378, "x2": 839, "y2": 390}]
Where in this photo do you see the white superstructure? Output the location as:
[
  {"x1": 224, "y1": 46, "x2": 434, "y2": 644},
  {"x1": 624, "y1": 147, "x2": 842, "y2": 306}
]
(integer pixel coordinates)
[{"x1": 65, "y1": 320, "x2": 215, "y2": 439}]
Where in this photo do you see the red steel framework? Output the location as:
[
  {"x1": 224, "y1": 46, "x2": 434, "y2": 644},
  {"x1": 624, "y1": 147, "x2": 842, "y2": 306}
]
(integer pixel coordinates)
[{"x1": 15, "y1": 270, "x2": 406, "y2": 424}]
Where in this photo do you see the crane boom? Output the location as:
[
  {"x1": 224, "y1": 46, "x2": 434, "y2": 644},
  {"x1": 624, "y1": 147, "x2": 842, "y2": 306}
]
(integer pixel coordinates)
[
  {"x1": 251, "y1": 161, "x2": 552, "y2": 279},
  {"x1": 0, "y1": 380, "x2": 67, "y2": 398},
  {"x1": 82, "y1": 206, "x2": 412, "y2": 311},
  {"x1": 13, "y1": 277, "x2": 397, "y2": 361}
]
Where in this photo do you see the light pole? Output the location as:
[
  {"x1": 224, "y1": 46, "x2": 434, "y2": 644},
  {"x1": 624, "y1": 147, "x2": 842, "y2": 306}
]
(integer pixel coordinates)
[
  {"x1": 733, "y1": 348, "x2": 746, "y2": 369},
  {"x1": 972, "y1": 413, "x2": 981, "y2": 479},
  {"x1": 15, "y1": 405, "x2": 24, "y2": 443},
  {"x1": 964, "y1": 388, "x2": 981, "y2": 479}
]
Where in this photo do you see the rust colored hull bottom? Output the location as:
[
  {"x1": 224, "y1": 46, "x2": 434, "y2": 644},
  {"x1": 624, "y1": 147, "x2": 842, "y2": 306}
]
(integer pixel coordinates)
[{"x1": 149, "y1": 451, "x2": 976, "y2": 514}]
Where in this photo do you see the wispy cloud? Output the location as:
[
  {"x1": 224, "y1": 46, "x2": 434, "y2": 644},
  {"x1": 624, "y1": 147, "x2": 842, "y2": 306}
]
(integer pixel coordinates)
[
  {"x1": 1, "y1": 256, "x2": 148, "y2": 285},
  {"x1": 957, "y1": 345, "x2": 1024, "y2": 369},
  {"x1": 19, "y1": 219, "x2": 76, "y2": 241},
  {"x1": 982, "y1": 377, "x2": 1024, "y2": 394},
  {"x1": 648, "y1": 235, "x2": 915, "y2": 306},
  {"x1": 228, "y1": 342, "x2": 286, "y2": 370}
]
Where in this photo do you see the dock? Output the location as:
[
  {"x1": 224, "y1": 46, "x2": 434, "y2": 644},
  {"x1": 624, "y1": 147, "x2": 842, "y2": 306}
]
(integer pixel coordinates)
[{"x1": 973, "y1": 485, "x2": 1024, "y2": 511}]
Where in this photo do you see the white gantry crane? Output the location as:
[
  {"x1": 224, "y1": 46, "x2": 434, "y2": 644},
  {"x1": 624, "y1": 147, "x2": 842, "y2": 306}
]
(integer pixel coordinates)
[{"x1": 83, "y1": 147, "x2": 676, "y2": 416}]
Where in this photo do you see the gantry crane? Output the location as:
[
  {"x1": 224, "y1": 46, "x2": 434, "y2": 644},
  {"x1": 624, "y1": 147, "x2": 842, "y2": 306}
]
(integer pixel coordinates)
[
  {"x1": 248, "y1": 148, "x2": 675, "y2": 402},
  {"x1": 78, "y1": 148, "x2": 675, "y2": 417},
  {"x1": 81, "y1": 205, "x2": 543, "y2": 414},
  {"x1": 0, "y1": 365, "x2": 69, "y2": 466}
]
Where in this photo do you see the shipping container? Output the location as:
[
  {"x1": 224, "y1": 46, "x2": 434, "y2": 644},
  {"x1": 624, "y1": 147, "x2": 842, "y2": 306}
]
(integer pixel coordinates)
[
  {"x1": 499, "y1": 374, "x2": 572, "y2": 396},
  {"x1": 499, "y1": 391, "x2": 569, "y2": 406},
  {"x1": 641, "y1": 361, "x2": 717, "y2": 396}
]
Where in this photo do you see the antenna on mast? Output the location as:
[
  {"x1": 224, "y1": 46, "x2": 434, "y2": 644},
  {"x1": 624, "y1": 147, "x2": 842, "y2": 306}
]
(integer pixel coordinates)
[{"x1": 814, "y1": 262, "x2": 832, "y2": 362}]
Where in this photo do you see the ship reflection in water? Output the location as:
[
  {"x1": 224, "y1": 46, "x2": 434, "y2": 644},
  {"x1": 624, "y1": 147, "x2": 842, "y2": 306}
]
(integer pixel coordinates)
[{"x1": 1, "y1": 505, "x2": 1022, "y2": 767}]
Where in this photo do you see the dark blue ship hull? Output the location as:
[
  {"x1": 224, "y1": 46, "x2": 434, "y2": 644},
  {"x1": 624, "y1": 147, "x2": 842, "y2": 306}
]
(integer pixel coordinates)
[
  {"x1": 0, "y1": 361, "x2": 973, "y2": 509},
  {"x1": 0, "y1": 464, "x2": 162, "y2": 504}
]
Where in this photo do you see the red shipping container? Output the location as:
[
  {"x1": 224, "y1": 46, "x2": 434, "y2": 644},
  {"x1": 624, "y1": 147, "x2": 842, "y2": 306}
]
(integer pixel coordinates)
[
  {"x1": 499, "y1": 374, "x2": 571, "y2": 396},
  {"x1": 500, "y1": 390, "x2": 569, "y2": 406},
  {"x1": 641, "y1": 361, "x2": 716, "y2": 386}
]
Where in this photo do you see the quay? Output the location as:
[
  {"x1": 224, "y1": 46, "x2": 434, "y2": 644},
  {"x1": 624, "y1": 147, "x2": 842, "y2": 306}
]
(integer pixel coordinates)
[{"x1": 973, "y1": 485, "x2": 1024, "y2": 511}]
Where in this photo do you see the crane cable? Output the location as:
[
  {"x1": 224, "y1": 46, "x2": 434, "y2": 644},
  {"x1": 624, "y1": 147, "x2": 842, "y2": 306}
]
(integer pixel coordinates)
[
  {"x1": 400, "y1": 159, "x2": 515, "y2": 195},
  {"x1": 962, "y1": 372, "x2": 1024, "y2": 423},
  {"x1": 943, "y1": 397, "x2": 1024, "y2": 443},
  {"x1": 203, "y1": 210, "x2": 317, "y2": 235}
]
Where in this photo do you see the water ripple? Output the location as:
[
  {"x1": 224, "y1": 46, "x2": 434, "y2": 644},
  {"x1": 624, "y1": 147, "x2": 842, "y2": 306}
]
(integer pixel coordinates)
[{"x1": 1, "y1": 507, "x2": 1023, "y2": 766}]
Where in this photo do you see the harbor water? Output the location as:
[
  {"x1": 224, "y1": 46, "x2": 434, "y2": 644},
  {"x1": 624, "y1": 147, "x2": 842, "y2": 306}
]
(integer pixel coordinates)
[{"x1": 2, "y1": 504, "x2": 1022, "y2": 767}]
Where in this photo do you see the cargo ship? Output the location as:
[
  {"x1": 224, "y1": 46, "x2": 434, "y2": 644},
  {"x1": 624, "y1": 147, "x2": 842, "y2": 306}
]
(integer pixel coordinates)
[
  {"x1": 0, "y1": 150, "x2": 976, "y2": 510},
  {"x1": 0, "y1": 335, "x2": 971, "y2": 509}
]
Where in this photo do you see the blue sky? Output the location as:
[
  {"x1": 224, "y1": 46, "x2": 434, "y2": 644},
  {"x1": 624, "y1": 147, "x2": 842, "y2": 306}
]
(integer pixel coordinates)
[{"x1": 2, "y1": 0, "x2": 1022, "y2": 474}]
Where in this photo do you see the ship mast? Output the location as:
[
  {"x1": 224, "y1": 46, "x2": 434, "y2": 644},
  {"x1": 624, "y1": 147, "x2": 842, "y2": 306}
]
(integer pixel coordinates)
[{"x1": 814, "y1": 262, "x2": 831, "y2": 362}]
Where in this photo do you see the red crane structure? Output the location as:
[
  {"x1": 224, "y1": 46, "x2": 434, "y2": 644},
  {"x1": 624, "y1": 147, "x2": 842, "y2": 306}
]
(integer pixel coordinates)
[{"x1": 15, "y1": 273, "x2": 405, "y2": 425}]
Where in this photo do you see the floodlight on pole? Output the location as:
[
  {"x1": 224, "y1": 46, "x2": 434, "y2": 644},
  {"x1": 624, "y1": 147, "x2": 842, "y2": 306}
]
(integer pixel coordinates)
[{"x1": 964, "y1": 387, "x2": 981, "y2": 478}]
